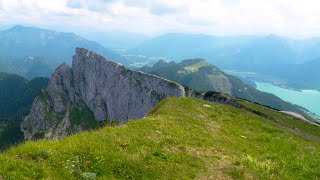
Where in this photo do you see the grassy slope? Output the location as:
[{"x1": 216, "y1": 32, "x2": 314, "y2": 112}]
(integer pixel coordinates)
[{"x1": 0, "y1": 98, "x2": 319, "y2": 179}]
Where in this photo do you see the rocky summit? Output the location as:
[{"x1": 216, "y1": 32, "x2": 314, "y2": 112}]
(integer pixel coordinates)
[{"x1": 21, "y1": 48, "x2": 187, "y2": 140}]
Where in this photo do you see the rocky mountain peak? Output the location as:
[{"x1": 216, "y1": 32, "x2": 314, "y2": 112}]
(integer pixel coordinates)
[
  {"x1": 21, "y1": 48, "x2": 186, "y2": 140},
  {"x1": 74, "y1": 47, "x2": 110, "y2": 62}
]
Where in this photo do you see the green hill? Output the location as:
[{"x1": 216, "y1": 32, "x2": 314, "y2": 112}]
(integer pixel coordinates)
[
  {"x1": 0, "y1": 72, "x2": 49, "y2": 150},
  {"x1": 0, "y1": 72, "x2": 49, "y2": 118},
  {"x1": 140, "y1": 59, "x2": 309, "y2": 118},
  {"x1": 0, "y1": 97, "x2": 319, "y2": 179}
]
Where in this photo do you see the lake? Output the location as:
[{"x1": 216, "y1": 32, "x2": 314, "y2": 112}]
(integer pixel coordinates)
[{"x1": 255, "y1": 82, "x2": 320, "y2": 116}]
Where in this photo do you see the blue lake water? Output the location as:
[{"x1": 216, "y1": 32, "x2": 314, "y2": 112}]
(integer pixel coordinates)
[{"x1": 255, "y1": 82, "x2": 320, "y2": 115}]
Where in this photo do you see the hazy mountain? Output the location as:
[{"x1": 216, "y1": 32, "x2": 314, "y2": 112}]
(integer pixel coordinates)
[
  {"x1": 0, "y1": 25, "x2": 128, "y2": 65},
  {"x1": 260, "y1": 58, "x2": 320, "y2": 89},
  {"x1": 129, "y1": 33, "x2": 320, "y2": 89},
  {"x1": 288, "y1": 37, "x2": 320, "y2": 62},
  {"x1": 126, "y1": 33, "x2": 256, "y2": 68},
  {"x1": 140, "y1": 59, "x2": 309, "y2": 116},
  {"x1": 82, "y1": 31, "x2": 149, "y2": 52},
  {"x1": 0, "y1": 57, "x2": 59, "y2": 79},
  {"x1": 128, "y1": 33, "x2": 320, "y2": 68},
  {"x1": 230, "y1": 35, "x2": 297, "y2": 69}
]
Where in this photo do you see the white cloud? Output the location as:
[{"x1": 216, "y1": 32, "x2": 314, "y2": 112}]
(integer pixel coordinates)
[{"x1": 0, "y1": 0, "x2": 320, "y2": 37}]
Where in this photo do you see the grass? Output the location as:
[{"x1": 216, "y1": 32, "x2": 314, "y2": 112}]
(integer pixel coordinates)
[
  {"x1": 68, "y1": 105, "x2": 98, "y2": 133},
  {"x1": 0, "y1": 97, "x2": 319, "y2": 179},
  {"x1": 239, "y1": 100, "x2": 320, "y2": 139},
  {"x1": 178, "y1": 61, "x2": 210, "y2": 74}
]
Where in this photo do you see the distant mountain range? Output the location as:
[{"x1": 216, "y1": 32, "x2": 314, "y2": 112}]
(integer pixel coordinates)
[
  {"x1": 261, "y1": 58, "x2": 320, "y2": 89},
  {"x1": 229, "y1": 58, "x2": 320, "y2": 90},
  {"x1": 0, "y1": 56, "x2": 58, "y2": 79},
  {"x1": 82, "y1": 31, "x2": 149, "y2": 52},
  {"x1": 127, "y1": 33, "x2": 320, "y2": 89},
  {"x1": 140, "y1": 59, "x2": 311, "y2": 117},
  {"x1": 0, "y1": 25, "x2": 127, "y2": 65},
  {"x1": 128, "y1": 33, "x2": 320, "y2": 67},
  {"x1": 0, "y1": 25, "x2": 318, "y2": 89}
]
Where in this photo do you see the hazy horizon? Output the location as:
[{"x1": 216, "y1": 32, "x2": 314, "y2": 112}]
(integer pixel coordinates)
[
  {"x1": 2, "y1": 24, "x2": 320, "y2": 42},
  {"x1": 1, "y1": 0, "x2": 320, "y2": 38}
]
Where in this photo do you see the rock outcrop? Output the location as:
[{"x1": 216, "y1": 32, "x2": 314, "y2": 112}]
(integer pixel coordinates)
[{"x1": 21, "y1": 48, "x2": 186, "y2": 140}]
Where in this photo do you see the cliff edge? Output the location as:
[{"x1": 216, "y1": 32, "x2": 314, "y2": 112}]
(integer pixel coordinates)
[{"x1": 21, "y1": 48, "x2": 186, "y2": 140}]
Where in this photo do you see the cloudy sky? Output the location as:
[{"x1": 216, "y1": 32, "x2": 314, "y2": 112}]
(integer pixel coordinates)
[{"x1": 0, "y1": 0, "x2": 320, "y2": 37}]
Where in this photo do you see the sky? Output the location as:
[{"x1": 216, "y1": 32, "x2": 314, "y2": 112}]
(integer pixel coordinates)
[{"x1": 0, "y1": 0, "x2": 320, "y2": 37}]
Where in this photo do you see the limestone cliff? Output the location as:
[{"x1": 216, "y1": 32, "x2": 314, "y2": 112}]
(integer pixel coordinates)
[{"x1": 21, "y1": 48, "x2": 186, "y2": 140}]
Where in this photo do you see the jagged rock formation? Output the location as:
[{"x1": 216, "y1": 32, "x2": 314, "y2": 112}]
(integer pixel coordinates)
[{"x1": 21, "y1": 48, "x2": 186, "y2": 140}]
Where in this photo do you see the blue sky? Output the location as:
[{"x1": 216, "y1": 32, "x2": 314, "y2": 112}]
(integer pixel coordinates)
[{"x1": 0, "y1": 0, "x2": 320, "y2": 37}]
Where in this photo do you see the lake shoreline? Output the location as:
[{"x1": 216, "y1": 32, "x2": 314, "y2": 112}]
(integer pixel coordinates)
[{"x1": 255, "y1": 82, "x2": 320, "y2": 116}]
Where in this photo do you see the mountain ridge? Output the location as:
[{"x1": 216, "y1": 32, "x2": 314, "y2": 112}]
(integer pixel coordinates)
[
  {"x1": 140, "y1": 59, "x2": 311, "y2": 119},
  {"x1": 128, "y1": 33, "x2": 320, "y2": 89},
  {"x1": 0, "y1": 25, "x2": 128, "y2": 65},
  {"x1": 22, "y1": 48, "x2": 188, "y2": 140}
]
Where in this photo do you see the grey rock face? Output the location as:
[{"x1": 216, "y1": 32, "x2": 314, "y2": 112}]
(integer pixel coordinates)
[
  {"x1": 45, "y1": 63, "x2": 73, "y2": 113},
  {"x1": 22, "y1": 48, "x2": 186, "y2": 140},
  {"x1": 21, "y1": 95, "x2": 49, "y2": 140},
  {"x1": 71, "y1": 48, "x2": 185, "y2": 122}
]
